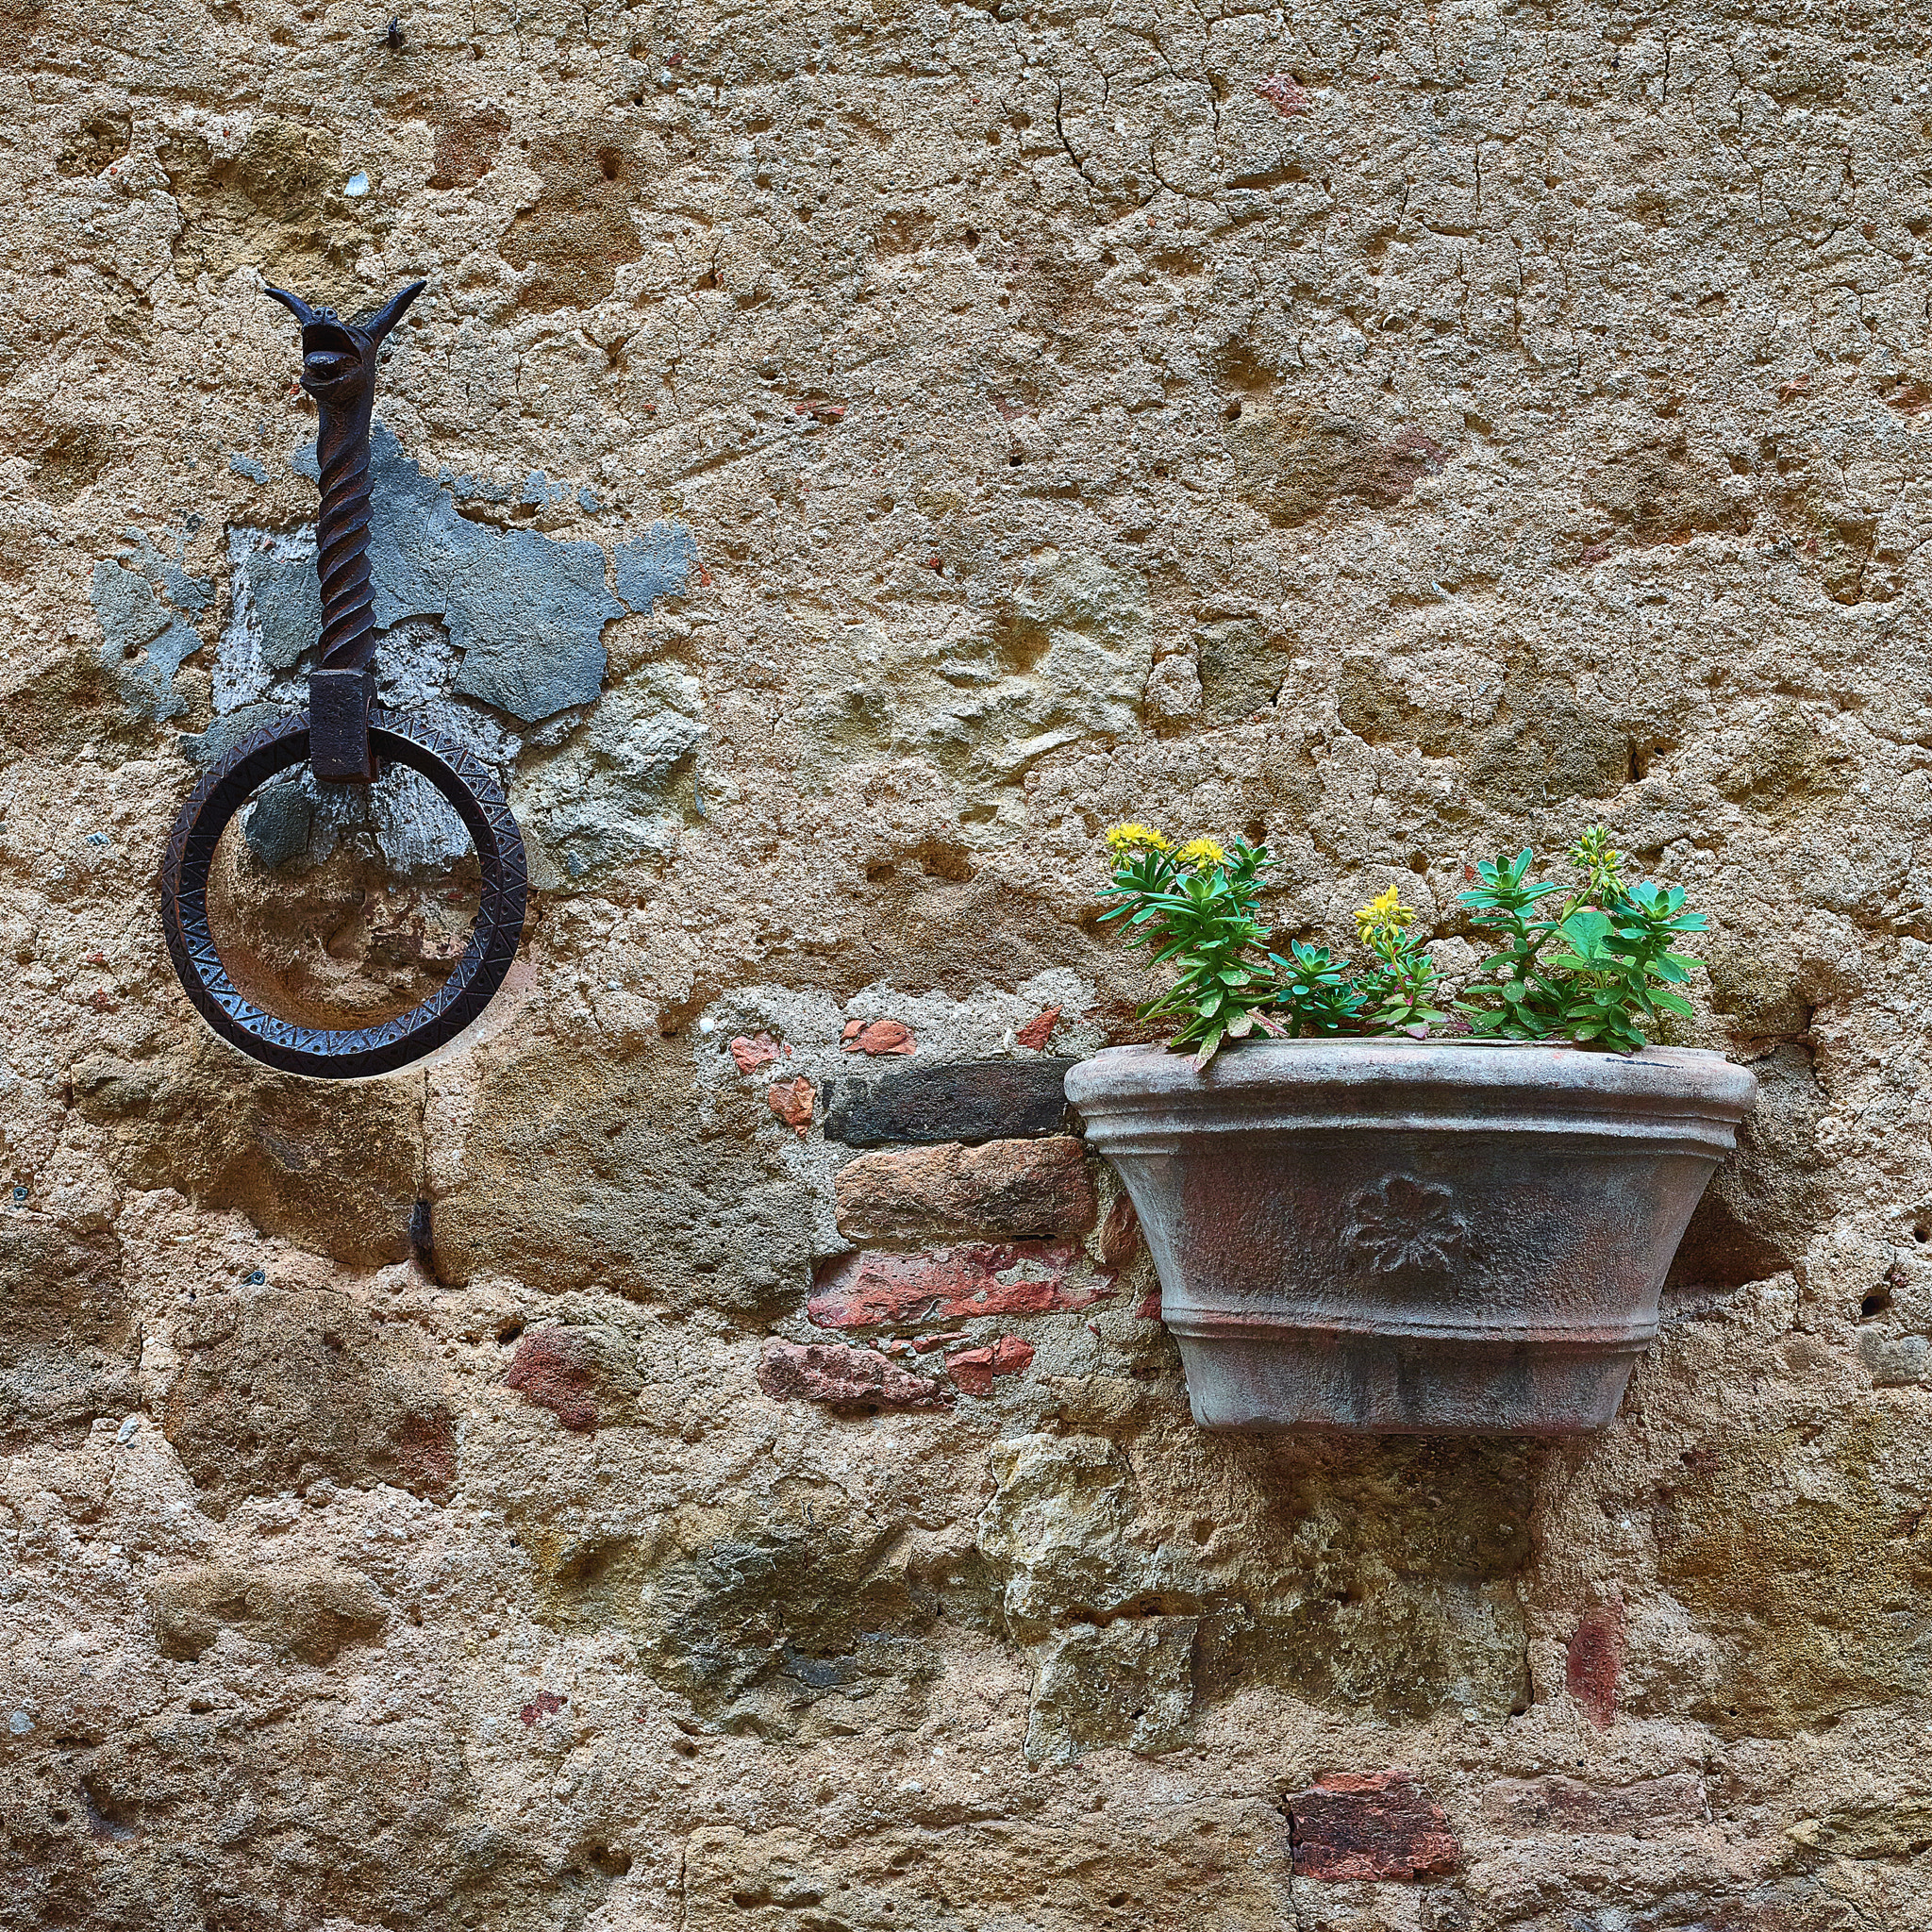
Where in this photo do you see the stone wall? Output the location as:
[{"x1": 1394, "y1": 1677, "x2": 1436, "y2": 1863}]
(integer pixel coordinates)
[{"x1": 2, "y1": 0, "x2": 1929, "y2": 1925}]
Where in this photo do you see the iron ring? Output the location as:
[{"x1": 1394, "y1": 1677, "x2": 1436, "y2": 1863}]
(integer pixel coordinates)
[{"x1": 158, "y1": 706, "x2": 527, "y2": 1078}]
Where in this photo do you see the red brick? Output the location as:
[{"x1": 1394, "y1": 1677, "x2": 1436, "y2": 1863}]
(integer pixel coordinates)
[
  {"x1": 758, "y1": 1341, "x2": 954, "y2": 1410},
  {"x1": 503, "y1": 1328, "x2": 598, "y2": 1433},
  {"x1": 390, "y1": 1410, "x2": 458, "y2": 1497},
  {"x1": 834, "y1": 1137, "x2": 1097, "y2": 1241},
  {"x1": 945, "y1": 1335, "x2": 1035, "y2": 1395},
  {"x1": 808, "y1": 1241, "x2": 1109, "y2": 1329},
  {"x1": 1287, "y1": 1772, "x2": 1460, "y2": 1882},
  {"x1": 1098, "y1": 1191, "x2": 1141, "y2": 1269},
  {"x1": 1014, "y1": 1005, "x2": 1061, "y2": 1050},
  {"x1": 730, "y1": 1032, "x2": 778, "y2": 1074},
  {"x1": 842, "y1": 1018, "x2": 916, "y2": 1057},
  {"x1": 1566, "y1": 1601, "x2": 1623, "y2": 1730},
  {"x1": 767, "y1": 1076, "x2": 815, "y2": 1131}
]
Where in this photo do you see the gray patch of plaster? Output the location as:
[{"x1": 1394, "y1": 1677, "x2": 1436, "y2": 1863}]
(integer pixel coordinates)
[
  {"x1": 301, "y1": 427, "x2": 624, "y2": 723},
  {"x1": 443, "y1": 525, "x2": 621, "y2": 721},
  {"x1": 90, "y1": 531, "x2": 212, "y2": 721},
  {"x1": 244, "y1": 777, "x2": 315, "y2": 867},
  {"x1": 221, "y1": 527, "x2": 325, "y2": 692},
  {"x1": 228, "y1": 453, "x2": 268, "y2": 483},
  {"x1": 613, "y1": 522, "x2": 699, "y2": 615},
  {"x1": 515, "y1": 662, "x2": 706, "y2": 877},
  {"x1": 177, "y1": 701, "x2": 285, "y2": 770},
  {"x1": 125, "y1": 527, "x2": 209, "y2": 619},
  {"x1": 441, "y1": 469, "x2": 512, "y2": 505}
]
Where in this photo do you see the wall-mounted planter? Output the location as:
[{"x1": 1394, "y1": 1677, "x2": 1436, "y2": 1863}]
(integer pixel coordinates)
[{"x1": 1065, "y1": 1041, "x2": 1757, "y2": 1435}]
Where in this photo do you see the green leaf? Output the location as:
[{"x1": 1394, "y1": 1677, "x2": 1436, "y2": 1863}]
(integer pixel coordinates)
[{"x1": 1558, "y1": 908, "x2": 1613, "y2": 958}]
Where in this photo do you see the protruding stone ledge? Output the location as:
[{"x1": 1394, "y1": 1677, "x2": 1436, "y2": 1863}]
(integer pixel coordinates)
[{"x1": 825, "y1": 1059, "x2": 1076, "y2": 1147}]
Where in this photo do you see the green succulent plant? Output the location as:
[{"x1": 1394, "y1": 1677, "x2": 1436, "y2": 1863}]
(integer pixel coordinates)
[
  {"x1": 1095, "y1": 827, "x2": 1291, "y2": 1069},
  {"x1": 1457, "y1": 830, "x2": 1706, "y2": 1052},
  {"x1": 1096, "y1": 821, "x2": 1706, "y2": 1066}
]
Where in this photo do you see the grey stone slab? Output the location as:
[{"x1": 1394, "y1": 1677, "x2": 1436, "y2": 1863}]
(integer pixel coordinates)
[
  {"x1": 825, "y1": 1058, "x2": 1076, "y2": 1147},
  {"x1": 613, "y1": 522, "x2": 699, "y2": 613}
]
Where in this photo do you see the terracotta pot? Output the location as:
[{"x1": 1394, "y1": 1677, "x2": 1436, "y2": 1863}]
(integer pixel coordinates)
[{"x1": 1065, "y1": 1041, "x2": 1757, "y2": 1435}]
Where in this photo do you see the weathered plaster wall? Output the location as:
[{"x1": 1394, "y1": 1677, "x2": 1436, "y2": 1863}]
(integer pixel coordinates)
[{"x1": 2, "y1": 0, "x2": 1929, "y2": 1925}]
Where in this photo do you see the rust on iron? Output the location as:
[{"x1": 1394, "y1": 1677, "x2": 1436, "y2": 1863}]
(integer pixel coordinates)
[{"x1": 154, "y1": 278, "x2": 527, "y2": 1079}]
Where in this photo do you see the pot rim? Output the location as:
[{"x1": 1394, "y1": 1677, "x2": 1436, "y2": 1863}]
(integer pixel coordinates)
[
  {"x1": 1076, "y1": 1036, "x2": 1737, "y2": 1057},
  {"x1": 1065, "y1": 1038, "x2": 1758, "y2": 1140}
]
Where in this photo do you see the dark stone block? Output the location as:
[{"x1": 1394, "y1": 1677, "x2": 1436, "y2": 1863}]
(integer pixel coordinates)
[{"x1": 825, "y1": 1059, "x2": 1075, "y2": 1147}]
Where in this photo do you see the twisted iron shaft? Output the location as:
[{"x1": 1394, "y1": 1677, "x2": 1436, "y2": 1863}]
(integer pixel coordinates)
[
  {"x1": 314, "y1": 391, "x2": 379, "y2": 670},
  {"x1": 261, "y1": 278, "x2": 425, "y2": 675}
]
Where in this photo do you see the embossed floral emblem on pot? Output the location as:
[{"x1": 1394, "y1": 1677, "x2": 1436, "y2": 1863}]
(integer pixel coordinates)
[{"x1": 1342, "y1": 1174, "x2": 1469, "y2": 1275}]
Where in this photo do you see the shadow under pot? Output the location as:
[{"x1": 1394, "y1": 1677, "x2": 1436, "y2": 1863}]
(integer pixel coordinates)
[{"x1": 1064, "y1": 1040, "x2": 1757, "y2": 1436}]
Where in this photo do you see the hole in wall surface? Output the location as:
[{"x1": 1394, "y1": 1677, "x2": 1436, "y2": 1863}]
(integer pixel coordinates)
[{"x1": 203, "y1": 765, "x2": 481, "y2": 1031}]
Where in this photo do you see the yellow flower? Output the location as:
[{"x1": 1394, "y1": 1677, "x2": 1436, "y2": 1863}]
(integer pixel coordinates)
[
  {"x1": 1105, "y1": 823, "x2": 1174, "y2": 855},
  {"x1": 1355, "y1": 885, "x2": 1414, "y2": 938},
  {"x1": 1174, "y1": 838, "x2": 1227, "y2": 869}
]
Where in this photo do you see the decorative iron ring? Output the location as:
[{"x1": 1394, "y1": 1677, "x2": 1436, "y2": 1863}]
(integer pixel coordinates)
[{"x1": 158, "y1": 707, "x2": 527, "y2": 1079}]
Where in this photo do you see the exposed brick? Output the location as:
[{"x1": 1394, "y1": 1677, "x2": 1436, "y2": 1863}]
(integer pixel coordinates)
[
  {"x1": 909, "y1": 1329, "x2": 966, "y2": 1353},
  {"x1": 503, "y1": 1328, "x2": 598, "y2": 1432},
  {"x1": 758, "y1": 1340, "x2": 954, "y2": 1410},
  {"x1": 519, "y1": 1690, "x2": 566, "y2": 1725},
  {"x1": 1014, "y1": 1006, "x2": 1061, "y2": 1050},
  {"x1": 1566, "y1": 1600, "x2": 1624, "y2": 1730},
  {"x1": 730, "y1": 1032, "x2": 779, "y2": 1074},
  {"x1": 826, "y1": 1059, "x2": 1075, "y2": 1147},
  {"x1": 834, "y1": 1137, "x2": 1098, "y2": 1241},
  {"x1": 1286, "y1": 1772, "x2": 1460, "y2": 1882},
  {"x1": 390, "y1": 1410, "x2": 458, "y2": 1494},
  {"x1": 946, "y1": 1335, "x2": 1035, "y2": 1395},
  {"x1": 767, "y1": 1075, "x2": 815, "y2": 1131},
  {"x1": 842, "y1": 1018, "x2": 917, "y2": 1057},
  {"x1": 1098, "y1": 1191, "x2": 1141, "y2": 1269},
  {"x1": 808, "y1": 1241, "x2": 1110, "y2": 1329},
  {"x1": 1256, "y1": 73, "x2": 1307, "y2": 117}
]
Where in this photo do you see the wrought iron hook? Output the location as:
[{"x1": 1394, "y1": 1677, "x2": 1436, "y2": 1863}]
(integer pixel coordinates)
[
  {"x1": 263, "y1": 278, "x2": 425, "y2": 780},
  {"x1": 151, "y1": 274, "x2": 528, "y2": 1078}
]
